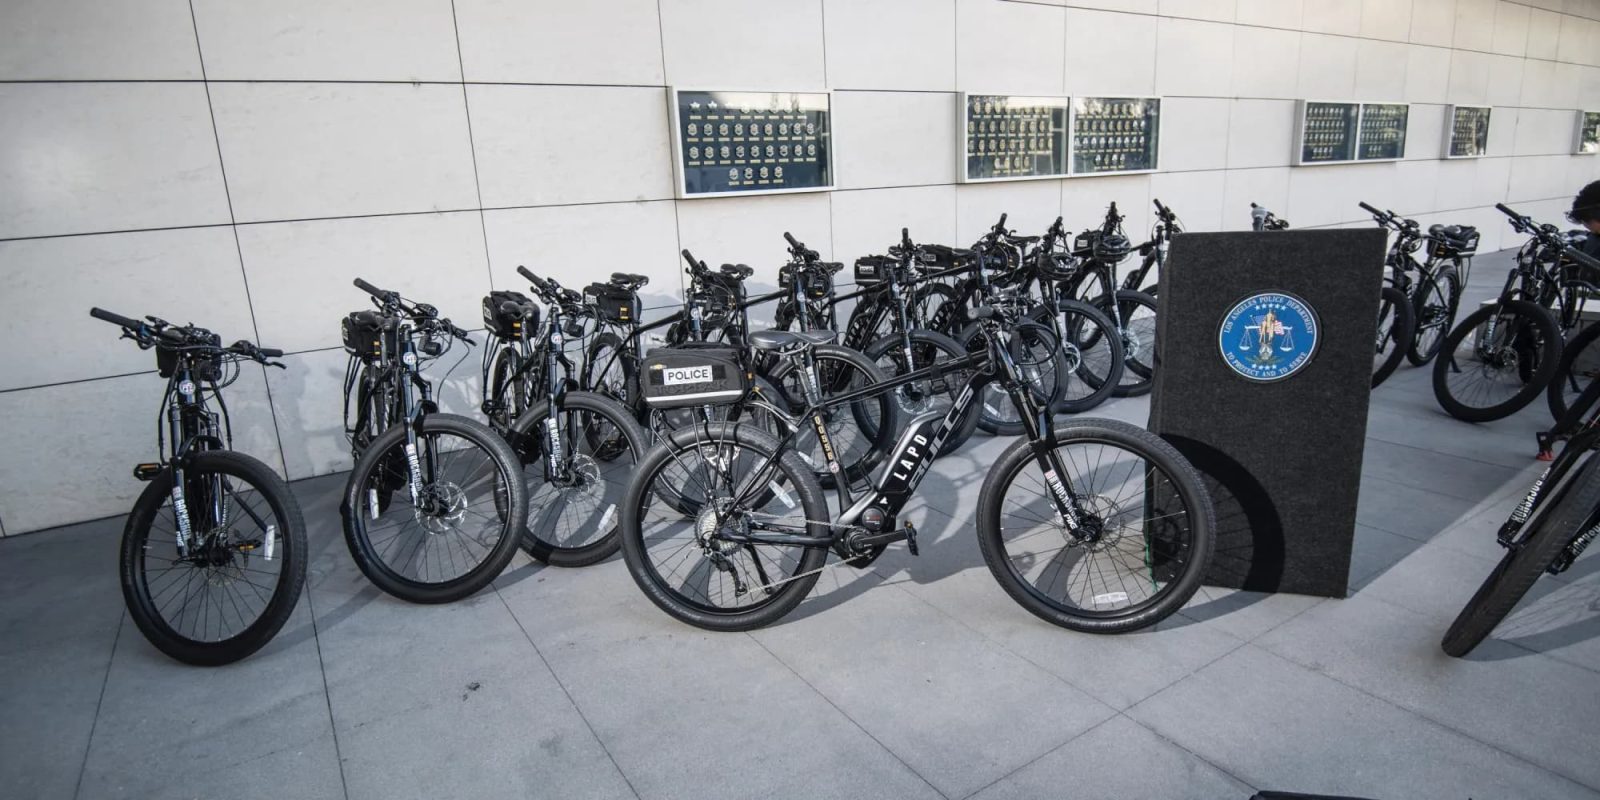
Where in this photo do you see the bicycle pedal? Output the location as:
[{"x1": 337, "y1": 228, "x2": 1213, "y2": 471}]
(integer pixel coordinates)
[
  {"x1": 903, "y1": 522, "x2": 919, "y2": 556},
  {"x1": 132, "y1": 463, "x2": 163, "y2": 481}
]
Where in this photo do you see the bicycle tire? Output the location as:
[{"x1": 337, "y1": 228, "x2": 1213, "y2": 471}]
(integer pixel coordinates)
[
  {"x1": 341, "y1": 413, "x2": 526, "y2": 604},
  {"x1": 485, "y1": 347, "x2": 531, "y2": 433},
  {"x1": 863, "y1": 329, "x2": 981, "y2": 455},
  {"x1": 121, "y1": 450, "x2": 307, "y2": 666},
  {"x1": 506, "y1": 391, "x2": 647, "y2": 567},
  {"x1": 1373, "y1": 286, "x2": 1414, "y2": 388},
  {"x1": 1546, "y1": 320, "x2": 1600, "y2": 421},
  {"x1": 619, "y1": 422, "x2": 831, "y2": 631},
  {"x1": 761, "y1": 343, "x2": 901, "y2": 488},
  {"x1": 1405, "y1": 267, "x2": 1459, "y2": 367},
  {"x1": 1442, "y1": 453, "x2": 1600, "y2": 656},
  {"x1": 1431, "y1": 299, "x2": 1561, "y2": 421},
  {"x1": 975, "y1": 418, "x2": 1216, "y2": 633},
  {"x1": 1090, "y1": 289, "x2": 1158, "y2": 397}
]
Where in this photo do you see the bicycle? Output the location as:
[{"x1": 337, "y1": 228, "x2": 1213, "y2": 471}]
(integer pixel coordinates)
[
  {"x1": 1249, "y1": 203, "x2": 1414, "y2": 389},
  {"x1": 1431, "y1": 205, "x2": 1595, "y2": 422},
  {"x1": 1121, "y1": 198, "x2": 1182, "y2": 297},
  {"x1": 89, "y1": 308, "x2": 306, "y2": 666},
  {"x1": 479, "y1": 287, "x2": 542, "y2": 434},
  {"x1": 617, "y1": 251, "x2": 1217, "y2": 633},
  {"x1": 338, "y1": 279, "x2": 527, "y2": 603},
  {"x1": 1056, "y1": 202, "x2": 1159, "y2": 397},
  {"x1": 583, "y1": 250, "x2": 899, "y2": 489},
  {"x1": 487, "y1": 268, "x2": 650, "y2": 567},
  {"x1": 1357, "y1": 201, "x2": 1474, "y2": 368},
  {"x1": 1442, "y1": 340, "x2": 1600, "y2": 656},
  {"x1": 961, "y1": 215, "x2": 1126, "y2": 434}
]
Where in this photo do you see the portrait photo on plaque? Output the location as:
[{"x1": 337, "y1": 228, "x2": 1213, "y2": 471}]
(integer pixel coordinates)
[
  {"x1": 670, "y1": 89, "x2": 832, "y2": 198},
  {"x1": 959, "y1": 93, "x2": 1070, "y2": 182}
]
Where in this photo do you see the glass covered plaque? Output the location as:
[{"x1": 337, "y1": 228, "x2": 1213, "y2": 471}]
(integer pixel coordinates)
[
  {"x1": 671, "y1": 89, "x2": 832, "y2": 197},
  {"x1": 1070, "y1": 97, "x2": 1160, "y2": 175},
  {"x1": 1576, "y1": 111, "x2": 1600, "y2": 155},
  {"x1": 1358, "y1": 103, "x2": 1408, "y2": 160},
  {"x1": 960, "y1": 94, "x2": 1070, "y2": 182},
  {"x1": 1445, "y1": 106, "x2": 1491, "y2": 158},
  {"x1": 1298, "y1": 101, "x2": 1358, "y2": 164}
]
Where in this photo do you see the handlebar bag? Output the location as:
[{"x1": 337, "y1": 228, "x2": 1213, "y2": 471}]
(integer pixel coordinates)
[
  {"x1": 853, "y1": 255, "x2": 893, "y2": 285},
  {"x1": 342, "y1": 310, "x2": 396, "y2": 362},
  {"x1": 584, "y1": 283, "x2": 639, "y2": 324},
  {"x1": 780, "y1": 264, "x2": 835, "y2": 299},
  {"x1": 482, "y1": 290, "x2": 539, "y2": 337},
  {"x1": 156, "y1": 330, "x2": 223, "y2": 380}
]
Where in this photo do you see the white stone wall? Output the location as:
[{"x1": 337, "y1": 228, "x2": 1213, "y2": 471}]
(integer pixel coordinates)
[{"x1": 2, "y1": 0, "x2": 1598, "y2": 535}]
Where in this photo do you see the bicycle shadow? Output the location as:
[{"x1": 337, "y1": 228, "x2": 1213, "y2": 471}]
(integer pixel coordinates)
[{"x1": 1456, "y1": 555, "x2": 1600, "y2": 661}]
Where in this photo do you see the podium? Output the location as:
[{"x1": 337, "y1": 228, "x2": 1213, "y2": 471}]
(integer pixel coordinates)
[{"x1": 1148, "y1": 230, "x2": 1387, "y2": 597}]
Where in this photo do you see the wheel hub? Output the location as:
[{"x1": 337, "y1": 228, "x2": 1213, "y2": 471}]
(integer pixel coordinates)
[{"x1": 415, "y1": 482, "x2": 468, "y2": 533}]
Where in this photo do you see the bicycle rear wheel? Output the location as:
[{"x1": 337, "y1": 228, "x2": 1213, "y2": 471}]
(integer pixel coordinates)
[
  {"x1": 619, "y1": 422, "x2": 830, "y2": 631},
  {"x1": 1442, "y1": 453, "x2": 1600, "y2": 657},
  {"x1": 1372, "y1": 286, "x2": 1413, "y2": 388},
  {"x1": 121, "y1": 451, "x2": 307, "y2": 666},
  {"x1": 975, "y1": 418, "x2": 1216, "y2": 633},
  {"x1": 1092, "y1": 290, "x2": 1158, "y2": 397},
  {"x1": 1043, "y1": 300, "x2": 1124, "y2": 413},
  {"x1": 508, "y1": 391, "x2": 646, "y2": 567},
  {"x1": 1431, "y1": 300, "x2": 1561, "y2": 421},
  {"x1": 341, "y1": 413, "x2": 526, "y2": 603}
]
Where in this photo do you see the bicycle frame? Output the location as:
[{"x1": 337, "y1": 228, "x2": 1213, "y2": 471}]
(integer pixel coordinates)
[
  {"x1": 692, "y1": 321, "x2": 1090, "y2": 553},
  {"x1": 1500, "y1": 375, "x2": 1600, "y2": 561}
]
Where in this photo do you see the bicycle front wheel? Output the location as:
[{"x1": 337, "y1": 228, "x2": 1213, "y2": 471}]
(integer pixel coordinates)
[
  {"x1": 1432, "y1": 299, "x2": 1561, "y2": 421},
  {"x1": 1092, "y1": 290, "x2": 1158, "y2": 397},
  {"x1": 1442, "y1": 453, "x2": 1600, "y2": 657},
  {"x1": 508, "y1": 391, "x2": 647, "y2": 567},
  {"x1": 864, "y1": 329, "x2": 981, "y2": 455},
  {"x1": 619, "y1": 422, "x2": 831, "y2": 631},
  {"x1": 121, "y1": 450, "x2": 307, "y2": 666},
  {"x1": 976, "y1": 418, "x2": 1216, "y2": 633},
  {"x1": 1406, "y1": 267, "x2": 1459, "y2": 366},
  {"x1": 1546, "y1": 319, "x2": 1600, "y2": 421},
  {"x1": 341, "y1": 413, "x2": 526, "y2": 603}
]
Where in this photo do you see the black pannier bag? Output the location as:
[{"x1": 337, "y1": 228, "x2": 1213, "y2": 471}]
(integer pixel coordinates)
[
  {"x1": 640, "y1": 343, "x2": 752, "y2": 409},
  {"x1": 854, "y1": 255, "x2": 892, "y2": 285},
  {"x1": 482, "y1": 290, "x2": 539, "y2": 337},
  {"x1": 342, "y1": 310, "x2": 393, "y2": 362},
  {"x1": 780, "y1": 263, "x2": 835, "y2": 299},
  {"x1": 584, "y1": 282, "x2": 639, "y2": 324},
  {"x1": 915, "y1": 244, "x2": 970, "y2": 269},
  {"x1": 1428, "y1": 224, "x2": 1480, "y2": 258}
]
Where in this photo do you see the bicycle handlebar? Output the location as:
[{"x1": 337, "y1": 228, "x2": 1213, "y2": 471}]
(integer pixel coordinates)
[{"x1": 90, "y1": 307, "x2": 142, "y2": 329}]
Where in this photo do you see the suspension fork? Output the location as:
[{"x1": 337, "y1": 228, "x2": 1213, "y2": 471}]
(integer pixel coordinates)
[
  {"x1": 541, "y1": 334, "x2": 572, "y2": 482},
  {"x1": 992, "y1": 330, "x2": 1086, "y2": 533}
]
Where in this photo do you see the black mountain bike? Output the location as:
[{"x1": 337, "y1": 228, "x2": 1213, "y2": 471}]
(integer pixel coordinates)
[
  {"x1": 339, "y1": 279, "x2": 527, "y2": 603},
  {"x1": 1122, "y1": 198, "x2": 1181, "y2": 297},
  {"x1": 1442, "y1": 346, "x2": 1600, "y2": 656},
  {"x1": 1249, "y1": 203, "x2": 1413, "y2": 388},
  {"x1": 1058, "y1": 203, "x2": 1159, "y2": 397},
  {"x1": 90, "y1": 308, "x2": 306, "y2": 666},
  {"x1": 584, "y1": 250, "x2": 897, "y2": 489},
  {"x1": 1358, "y1": 201, "x2": 1473, "y2": 367},
  {"x1": 483, "y1": 269, "x2": 650, "y2": 567},
  {"x1": 1431, "y1": 205, "x2": 1597, "y2": 422},
  {"x1": 618, "y1": 253, "x2": 1217, "y2": 633}
]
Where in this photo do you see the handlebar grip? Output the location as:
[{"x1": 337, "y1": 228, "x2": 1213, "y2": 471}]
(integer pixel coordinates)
[
  {"x1": 1495, "y1": 203, "x2": 1517, "y2": 218},
  {"x1": 258, "y1": 347, "x2": 284, "y2": 358},
  {"x1": 1358, "y1": 201, "x2": 1381, "y2": 215},
  {"x1": 90, "y1": 307, "x2": 142, "y2": 329},
  {"x1": 783, "y1": 231, "x2": 800, "y2": 248},
  {"x1": 353, "y1": 278, "x2": 386, "y2": 298},
  {"x1": 1152, "y1": 198, "x2": 1167, "y2": 214},
  {"x1": 997, "y1": 213, "x2": 1007, "y2": 228},
  {"x1": 516, "y1": 265, "x2": 539, "y2": 284}
]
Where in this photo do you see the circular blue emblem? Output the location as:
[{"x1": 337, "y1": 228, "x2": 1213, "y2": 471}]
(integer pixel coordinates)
[{"x1": 1218, "y1": 292, "x2": 1319, "y2": 382}]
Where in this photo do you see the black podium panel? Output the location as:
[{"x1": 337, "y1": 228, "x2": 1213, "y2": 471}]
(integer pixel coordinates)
[{"x1": 1149, "y1": 230, "x2": 1386, "y2": 597}]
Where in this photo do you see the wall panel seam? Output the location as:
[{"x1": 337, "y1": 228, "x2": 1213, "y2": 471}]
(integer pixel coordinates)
[{"x1": 448, "y1": 0, "x2": 498, "y2": 294}]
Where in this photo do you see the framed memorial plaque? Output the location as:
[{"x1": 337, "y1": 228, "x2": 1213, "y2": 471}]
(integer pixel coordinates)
[
  {"x1": 1069, "y1": 96, "x2": 1160, "y2": 175},
  {"x1": 1444, "y1": 105, "x2": 1491, "y2": 159},
  {"x1": 1576, "y1": 111, "x2": 1600, "y2": 155},
  {"x1": 958, "y1": 93, "x2": 1071, "y2": 183},
  {"x1": 1294, "y1": 101, "x2": 1359, "y2": 165},
  {"x1": 669, "y1": 88, "x2": 833, "y2": 198},
  {"x1": 1357, "y1": 102, "x2": 1408, "y2": 161}
]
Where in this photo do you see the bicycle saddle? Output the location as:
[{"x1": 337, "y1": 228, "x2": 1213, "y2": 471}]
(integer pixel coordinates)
[
  {"x1": 1428, "y1": 223, "x2": 1476, "y2": 238},
  {"x1": 747, "y1": 329, "x2": 837, "y2": 351},
  {"x1": 610, "y1": 272, "x2": 649, "y2": 287},
  {"x1": 815, "y1": 261, "x2": 844, "y2": 274}
]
